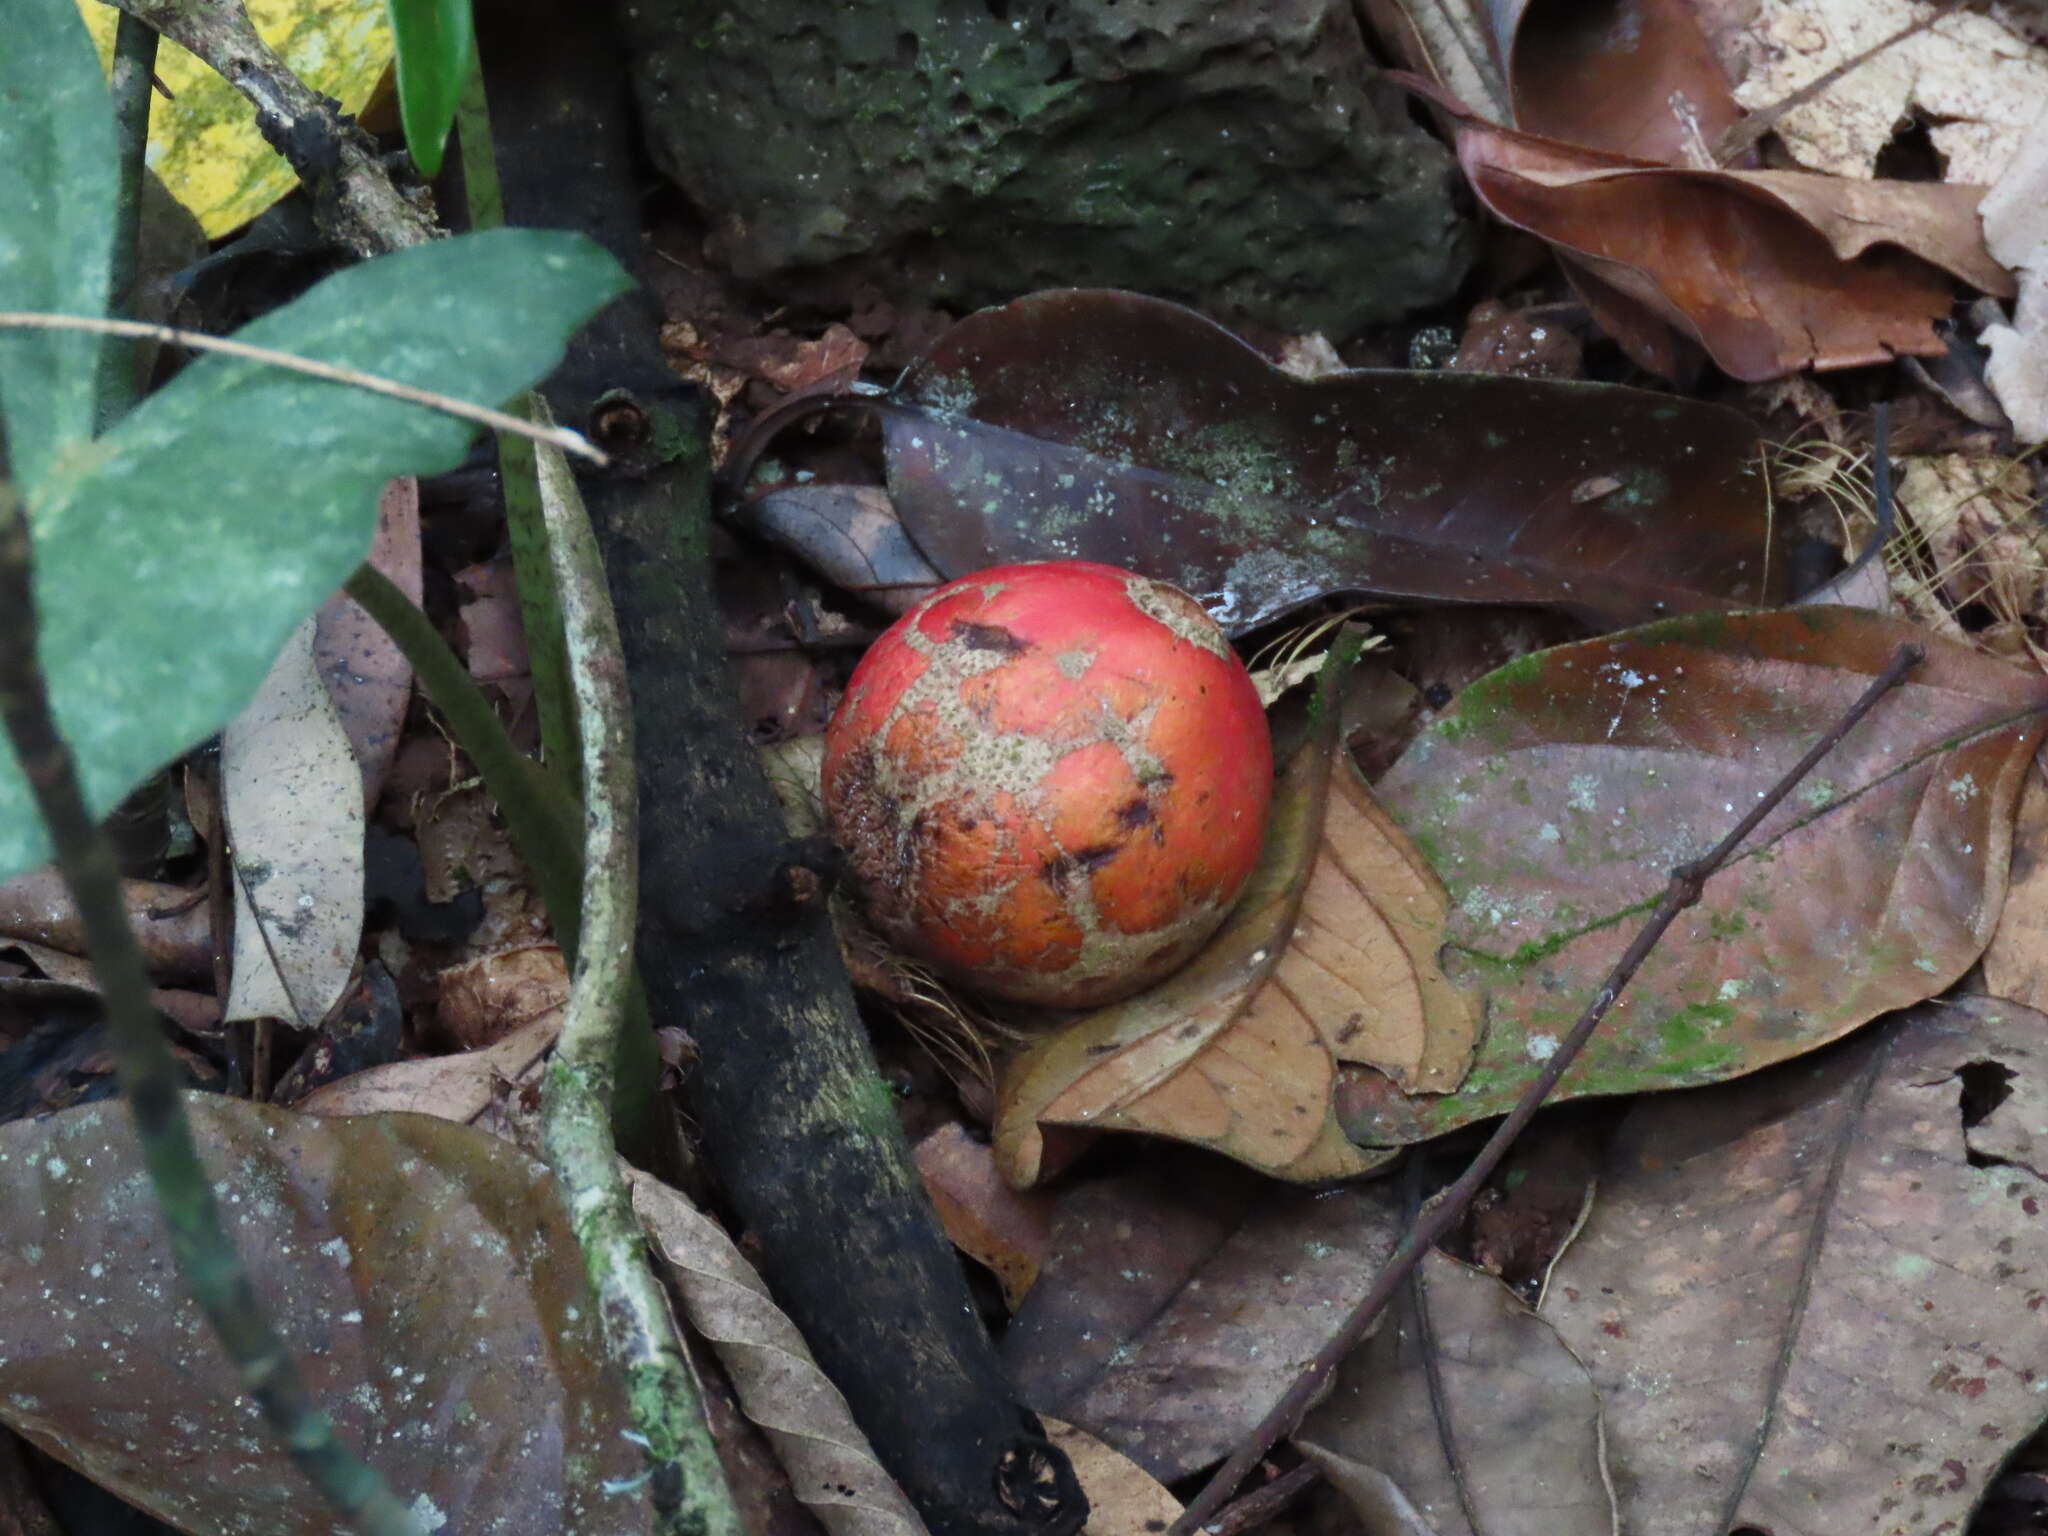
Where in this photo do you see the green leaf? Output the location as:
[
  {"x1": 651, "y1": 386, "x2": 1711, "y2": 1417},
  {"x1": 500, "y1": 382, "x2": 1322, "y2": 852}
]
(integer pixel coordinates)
[
  {"x1": 387, "y1": 0, "x2": 476, "y2": 179},
  {"x1": 1, "y1": 228, "x2": 630, "y2": 882},
  {"x1": 0, "y1": 0, "x2": 115, "y2": 494}
]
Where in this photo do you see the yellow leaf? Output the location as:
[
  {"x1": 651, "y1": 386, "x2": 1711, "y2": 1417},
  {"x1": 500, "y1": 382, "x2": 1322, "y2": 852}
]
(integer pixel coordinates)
[{"x1": 79, "y1": 0, "x2": 394, "y2": 238}]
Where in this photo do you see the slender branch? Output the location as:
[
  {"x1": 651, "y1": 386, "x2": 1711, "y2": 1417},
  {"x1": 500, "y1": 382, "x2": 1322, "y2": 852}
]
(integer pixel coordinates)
[
  {"x1": 530, "y1": 402, "x2": 741, "y2": 1536},
  {"x1": 103, "y1": 0, "x2": 435, "y2": 257},
  {"x1": 1195, "y1": 1463, "x2": 1319, "y2": 1536},
  {"x1": 0, "y1": 485, "x2": 423, "y2": 1536},
  {"x1": 95, "y1": 11, "x2": 160, "y2": 425},
  {"x1": 1171, "y1": 640, "x2": 1927, "y2": 1535},
  {"x1": 0, "y1": 312, "x2": 607, "y2": 463}
]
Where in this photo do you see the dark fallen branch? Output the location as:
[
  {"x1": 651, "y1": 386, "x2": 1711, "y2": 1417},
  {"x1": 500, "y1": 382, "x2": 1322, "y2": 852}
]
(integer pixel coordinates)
[
  {"x1": 1173, "y1": 639, "x2": 1926, "y2": 1535},
  {"x1": 476, "y1": 5, "x2": 1088, "y2": 1533}
]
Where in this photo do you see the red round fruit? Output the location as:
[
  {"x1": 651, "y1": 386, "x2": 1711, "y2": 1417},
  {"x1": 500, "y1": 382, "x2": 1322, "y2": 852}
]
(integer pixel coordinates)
[{"x1": 822, "y1": 561, "x2": 1272, "y2": 1008}]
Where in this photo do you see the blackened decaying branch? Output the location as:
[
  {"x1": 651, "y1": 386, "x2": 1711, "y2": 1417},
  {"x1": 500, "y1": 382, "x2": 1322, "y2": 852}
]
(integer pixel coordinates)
[
  {"x1": 477, "y1": 4, "x2": 1088, "y2": 1532},
  {"x1": 0, "y1": 487, "x2": 423, "y2": 1536},
  {"x1": 103, "y1": 0, "x2": 434, "y2": 257},
  {"x1": 1173, "y1": 640, "x2": 1927, "y2": 1536}
]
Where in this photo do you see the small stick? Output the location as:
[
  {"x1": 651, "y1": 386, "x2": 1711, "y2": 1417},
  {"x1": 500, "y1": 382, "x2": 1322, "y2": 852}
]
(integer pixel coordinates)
[
  {"x1": 1171, "y1": 639, "x2": 1927, "y2": 1535},
  {"x1": 1197, "y1": 1463, "x2": 1320, "y2": 1536},
  {"x1": 0, "y1": 313, "x2": 607, "y2": 465}
]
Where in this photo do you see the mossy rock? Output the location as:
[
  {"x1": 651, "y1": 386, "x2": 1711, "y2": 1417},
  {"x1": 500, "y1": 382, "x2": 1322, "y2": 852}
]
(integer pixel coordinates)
[{"x1": 626, "y1": 0, "x2": 1472, "y2": 334}]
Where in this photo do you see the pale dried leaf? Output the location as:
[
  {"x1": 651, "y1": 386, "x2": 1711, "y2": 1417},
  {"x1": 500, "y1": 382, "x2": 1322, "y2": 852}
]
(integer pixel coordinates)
[
  {"x1": 223, "y1": 617, "x2": 364, "y2": 1026},
  {"x1": 297, "y1": 1013, "x2": 558, "y2": 1154},
  {"x1": 630, "y1": 1172, "x2": 930, "y2": 1536},
  {"x1": 1979, "y1": 100, "x2": 2048, "y2": 444},
  {"x1": 1041, "y1": 1419, "x2": 1182, "y2": 1536},
  {"x1": 1296, "y1": 1253, "x2": 1614, "y2": 1536},
  {"x1": 1731, "y1": 0, "x2": 2048, "y2": 183}
]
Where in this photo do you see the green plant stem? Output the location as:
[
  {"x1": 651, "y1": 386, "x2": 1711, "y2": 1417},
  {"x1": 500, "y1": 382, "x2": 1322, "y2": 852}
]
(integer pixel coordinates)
[
  {"x1": 95, "y1": 10, "x2": 158, "y2": 425},
  {"x1": 0, "y1": 486, "x2": 424, "y2": 1536},
  {"x1": 530, "y1": 410, "x2": 740, "y2": 1536},
  {"x1": 455, "y1": 61, "x2": 581, "y2": 793},
  {"x1": 342, "y1": 562, "x2": 657, "y2": 1148}
]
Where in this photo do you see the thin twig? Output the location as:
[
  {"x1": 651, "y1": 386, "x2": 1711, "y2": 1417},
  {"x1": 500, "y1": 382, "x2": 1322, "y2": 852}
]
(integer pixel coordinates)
[
  {"x1": 530, "y1": 399, "x2": 742, "y2": 1536},
  {"x1": 0, "y1": 313, "x2": 607, "y2": 464},
  {"x1": 104, "y1": 0, "x2": 435, "y2": 257},
  {"x1": 1197, "y1": 1464, "x2": 1320, "y2": 1536},
  {"x1": 0, "y1": 486, "x2": 424, "y2": 1536},
  {"x1": 1171, "y1": 640, "x2": 1927, "y2": 1536},
  {"x1": 95, "y1": 11, "x2": 159, "y2": 425},
  {"x1": 1712, "y1": 2, "x2": 1965, "y2": 165}
]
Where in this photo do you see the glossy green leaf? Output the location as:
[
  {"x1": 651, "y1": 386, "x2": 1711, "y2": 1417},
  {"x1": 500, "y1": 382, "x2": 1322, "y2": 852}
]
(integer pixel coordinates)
[
  {"x1": 1, "y1": 229, "x2": 630, "y2": 882},
  {"x1": 387, "y1": 0, "x2": 475, "y2": 179},
  {"x1": 0, "y1": 0, "x2": 114, "y2": 494}
]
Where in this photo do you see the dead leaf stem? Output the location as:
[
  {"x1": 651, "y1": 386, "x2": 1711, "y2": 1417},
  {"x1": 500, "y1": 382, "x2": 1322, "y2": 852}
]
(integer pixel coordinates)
[
  {"x1": 529, "y1": 407, "x2": 742, "y2": 1536},
  {"x1": 0, "y1": 483, "x2": 426, "y2": 1536},
  {"x1": 0, "y1": 313, "x2": 606, "y2": 464},
  {"x1": 1172, "y1": 640, "x2": 1927, "y2": 1536}
]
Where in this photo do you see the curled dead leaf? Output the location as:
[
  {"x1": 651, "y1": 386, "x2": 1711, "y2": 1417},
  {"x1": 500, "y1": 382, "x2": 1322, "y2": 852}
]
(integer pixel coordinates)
[{"x1": 994, "y1": 686, "x2": 1475, "y2": 1186}]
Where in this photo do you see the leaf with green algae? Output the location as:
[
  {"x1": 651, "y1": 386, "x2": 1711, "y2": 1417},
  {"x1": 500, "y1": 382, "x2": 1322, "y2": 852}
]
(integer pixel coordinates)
[
  {"x1": 883, "y1": 289, "x2": 1790, "y2": 635},
  {"x1": 1347, "y1": 605, "x2": 2048, "y2": 1146}
]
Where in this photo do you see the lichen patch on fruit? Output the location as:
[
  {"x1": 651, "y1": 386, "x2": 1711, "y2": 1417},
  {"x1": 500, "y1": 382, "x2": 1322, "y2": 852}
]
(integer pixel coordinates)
[
  {"x1": 1123, "y1": 575, "x2": 1231, "y2": 658},
  {"x1": 825, "y1": 562, "x2": 1271, "y2": 1007}
]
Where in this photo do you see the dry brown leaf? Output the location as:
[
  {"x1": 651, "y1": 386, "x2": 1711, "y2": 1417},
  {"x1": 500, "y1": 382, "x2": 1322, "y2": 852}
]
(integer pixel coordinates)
[
  {"x1": 1407, "y1": 79, "x2": 2012, "y2": 380},
  {"x1": 993, "y1": 722, "x2": 1474, "y2": 1186},
  {"x1": 630, "y1": 1172, "x2": 930, "y2": 1536},
  {"x1": 296, "y1": 1012, "x2": 558, "y2": 1150},
  {"x1": 913, "y1": 1123, "x2": 1055, "y2": 1309},
  {"x1": 1985, "y1": 767, "x2": 2048, "y2": 1009},
  {"x1": 438, "y1": 941, "x2": 571, "y2": 1050},
  {"x1": 1041, "y1": 1419, "x2": 1183, "y2": 1536}
]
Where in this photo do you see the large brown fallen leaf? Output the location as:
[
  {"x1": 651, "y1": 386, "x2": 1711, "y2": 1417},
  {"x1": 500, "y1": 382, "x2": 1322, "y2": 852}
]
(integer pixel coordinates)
[
  {"x1": 1985, "y1": 767, "x2": 2048, "y2": 1011},
  {"x1": 885, "y1": 289, "x2": 1790, "y2": 633},
  {"x1": 995, "y1": 693, "x2": 1476, "y2": 1186},
  {"x1": 1542, "y1": 997, "x2": 2048, "y2": 1535},
  {"x1": 1354, "y1": 605, "x2": 2048, "y2": 1146},
  {"x1": 1409, "y1": 81, "x2": 2013, "y2": 381},
  {"x1": 0, "y1": 1096, "x2": 649, "y2": 1534},
  {"x1": 1002, "y1": 1149, "x2": 1404, "y2": 1482},
  {"x1": 1295, "y1": 1251, "x2": 1614, "y2": 1536}
]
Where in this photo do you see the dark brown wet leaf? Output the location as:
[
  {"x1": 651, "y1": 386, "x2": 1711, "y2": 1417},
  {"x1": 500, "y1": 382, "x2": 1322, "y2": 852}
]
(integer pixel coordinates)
[
  {"x1": 1541, "y1": 996, "x2": 2048, "y2": 1535},
  {"x1": 1295, "y1": 1251, "x2": 1613, "y2": 1536},
  {"x1": 740, "y1": 484, "x2": 941, "y2": 617},
  {"x1": 0, "y1": 1096, "x2": 647, "y2": 1534},
  {"x1": 884, "y1": 290, "x2": 1788, "y2": 634},
  {"x1": 1001, "y1": 1150, "x2": 1403, "y2": 1483},
  {"x1": 1354, "y1": 606, "x2": 2048, "y2": 1146}
]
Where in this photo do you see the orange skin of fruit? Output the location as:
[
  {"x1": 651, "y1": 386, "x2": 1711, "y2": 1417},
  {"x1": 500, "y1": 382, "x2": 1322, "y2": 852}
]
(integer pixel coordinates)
[{"x1": 822, "y1": 561, "x2": 1273, "y2": 1008}]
